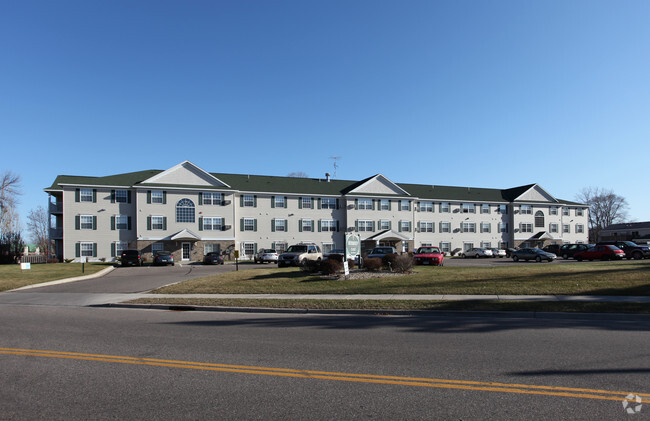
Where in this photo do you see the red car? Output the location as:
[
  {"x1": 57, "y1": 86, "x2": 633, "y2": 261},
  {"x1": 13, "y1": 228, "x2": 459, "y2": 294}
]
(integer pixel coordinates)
[
  {"x1": 574, "y1": 245, "x2": 625, "y2": 261},
  {"x1": 413, "y1": 246, "x2": 445, "y2": 266}
]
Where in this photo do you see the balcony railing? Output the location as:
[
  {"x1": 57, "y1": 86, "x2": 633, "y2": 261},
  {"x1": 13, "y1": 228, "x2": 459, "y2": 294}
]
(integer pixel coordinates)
[
  {"x1": 50, "y1": 228, "x2": 63, "y2": 239},
  {"x1": 49, "y1": 202, "x2": 63, "y2": 213}
]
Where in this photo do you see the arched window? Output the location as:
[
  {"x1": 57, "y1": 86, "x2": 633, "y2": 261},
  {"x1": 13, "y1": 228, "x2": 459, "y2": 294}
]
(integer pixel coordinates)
[
  {"x1": 176, "y1": 199, "x2": 195, "y2": 223},
  {"x1": 534, "y1": 210, "x2": 544, "y2": 228}
]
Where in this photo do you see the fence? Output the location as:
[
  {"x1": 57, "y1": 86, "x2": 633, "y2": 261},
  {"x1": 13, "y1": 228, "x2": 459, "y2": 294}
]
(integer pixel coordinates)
[{"x1": 20, "y1": 254, "x2": 47, "y2": 264}]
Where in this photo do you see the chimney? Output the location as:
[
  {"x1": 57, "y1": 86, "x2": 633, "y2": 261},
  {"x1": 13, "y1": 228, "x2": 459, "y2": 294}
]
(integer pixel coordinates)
[{"x1": 326, "y1": 173, "x2": 331, "y2": 182}]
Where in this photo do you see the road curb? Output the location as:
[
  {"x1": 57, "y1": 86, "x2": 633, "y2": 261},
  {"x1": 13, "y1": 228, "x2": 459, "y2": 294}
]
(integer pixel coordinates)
[
  {"x1": 10, "y1": 266, "x2": 116, "y2": 291},
  {"x1": 90, "y1": 302, "x2": 650, "y2": 321}
]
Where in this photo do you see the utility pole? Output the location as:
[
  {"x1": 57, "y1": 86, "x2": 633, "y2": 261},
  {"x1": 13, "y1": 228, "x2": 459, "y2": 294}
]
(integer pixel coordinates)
[{"x1": 329, "y1": 156, "x2": 341, "y2": 179}]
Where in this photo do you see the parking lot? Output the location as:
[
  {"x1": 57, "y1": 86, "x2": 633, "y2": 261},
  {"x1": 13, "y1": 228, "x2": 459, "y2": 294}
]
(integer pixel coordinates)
[{"x1": 441, "y1": 256, "x2": 578, "y2": 267}]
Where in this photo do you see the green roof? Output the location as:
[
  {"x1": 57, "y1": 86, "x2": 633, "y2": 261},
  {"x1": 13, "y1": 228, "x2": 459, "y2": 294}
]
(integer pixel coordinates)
[{"x1": 45, "y1": 169, "x2": 586, "y2": 205}]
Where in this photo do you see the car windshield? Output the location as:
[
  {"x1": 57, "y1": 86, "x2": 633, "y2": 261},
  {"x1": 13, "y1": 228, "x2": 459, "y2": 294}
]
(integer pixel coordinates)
[
  {"x1": 286, "y1": 245, "x2": 308, "y2": 253},
  {"x1": 207, "y1": 252, "x2": 219, "y2": 256},
  {"x1": 155, "y1": 251, "x2": 171, "y2": 256},
  {"x1": 622, "y1": 241, "x2": 637, "y2": 246},
  {"x1": 373, "y1": 248, "x2": 394, "y2": 254}
]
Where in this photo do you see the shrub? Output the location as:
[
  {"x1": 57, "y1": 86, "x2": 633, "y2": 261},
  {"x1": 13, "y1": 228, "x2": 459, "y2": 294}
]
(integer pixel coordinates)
[
  {"x1": 363, "y1": 257, "x2": 382, "y2": 272},
  {"x1": 327, "y1": 253, "x2": 345, "y2": 263},
  {"x1": 382, "y1": 253, "x2": 399, "y2": 270},
  {"x1": 392, "y1": 254, "x2": 414, "y2": 273},
  {"x1": 346, "y1": 258, "x2": 356, "y2": 269},
  {"x1": 320, "y1": 259, "x2": 342, "y2": 275},
  {"x1": 300, "y1": 259, "x2": 321, "y2": 274}
]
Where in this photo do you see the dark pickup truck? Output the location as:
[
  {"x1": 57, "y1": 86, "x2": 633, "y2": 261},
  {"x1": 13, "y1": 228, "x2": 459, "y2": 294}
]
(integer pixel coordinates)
[{"x1": 596, "y1": 241, "x2": 650, "y2": 260}]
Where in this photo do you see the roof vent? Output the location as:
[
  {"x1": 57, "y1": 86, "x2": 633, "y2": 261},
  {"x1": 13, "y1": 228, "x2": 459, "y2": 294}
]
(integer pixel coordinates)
[{"x1": 326, "y1": 173, "x2": 331, "y2": 182}]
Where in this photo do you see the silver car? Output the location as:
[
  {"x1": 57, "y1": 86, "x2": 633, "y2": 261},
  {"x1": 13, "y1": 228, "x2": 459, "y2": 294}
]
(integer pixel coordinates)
[{"x1": 462, "y1": 248, "x2": 493, "y2": 258}]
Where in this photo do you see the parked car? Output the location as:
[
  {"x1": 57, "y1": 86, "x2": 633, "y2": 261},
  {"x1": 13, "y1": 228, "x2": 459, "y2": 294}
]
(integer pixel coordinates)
[
  {"x1": 413, "y1": 246, "x2": 445, "y2": 266},
  {"x1": 120, "y1": 249, "x2": 142, "y2": 267},
  {"x1": 596, "y1": 241, "x2": 650, "y2": 260},
  {"x1": 278, "y1": 244, "x2": 322, "y2": 267},
  {"x1": 462, "y1": 248, "x2": 493, "y2": 258},
  {"x1": 153, "y1": 250, "x2": 174, "y2": 266},
  {"x1": 254, "y1": 248, "x2": 278, "y2": 264},
  {"x1": 203, "y1": 252, "x2": 224, "y2": 265},
  {"x1": 366, "y1": 247, "x2": 398, "y2": 259},
  {"x1": 511, "y1": 248, "x2": 556, "y2": 262},
  {"x1": 490, "y1": 248, "x2": 507, "y2": 258},
  {"x1": 505, "y1": 248, "x2": 517, "y2": 258},
  {"x1": 559, "y1": 244, "x2": 591, "y2": 260},
  {"x1": 574, "y1": 245, "x2": 625, "y2": 261},
  {"x1": 542, "y1": 244, "x2": 562, "y2": 255}
]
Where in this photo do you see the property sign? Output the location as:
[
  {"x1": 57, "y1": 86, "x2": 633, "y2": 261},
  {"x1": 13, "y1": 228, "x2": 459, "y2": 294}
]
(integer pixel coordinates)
[
  {"x1": 345, "y1": 233, "x2": 361, "y2": 260},
  {"x1": 21, "y1": 263, "x2": 31, "y2": 270}
]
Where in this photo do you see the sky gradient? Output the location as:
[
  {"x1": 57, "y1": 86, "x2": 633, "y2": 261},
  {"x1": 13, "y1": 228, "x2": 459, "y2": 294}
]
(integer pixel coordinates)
[{"x1": 2, "y1": 0, "x2": 649, "y2": 229}]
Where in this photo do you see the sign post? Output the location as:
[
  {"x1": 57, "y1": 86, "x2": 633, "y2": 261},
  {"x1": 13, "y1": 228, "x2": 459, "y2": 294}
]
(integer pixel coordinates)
[
  {"x1": 345, "y1": 233, "x2": 361, "y2": 270},
  {"x1": 234, "y1": 250, "x2": 239, "y2": 271}
]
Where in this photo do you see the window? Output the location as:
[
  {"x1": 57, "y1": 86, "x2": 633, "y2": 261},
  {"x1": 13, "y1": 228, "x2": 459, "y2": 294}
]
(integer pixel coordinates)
[
  {"x1": 358, "y1": 199, "x2": 373, "y2": 210},
  {"x1": 243, "y1": 243, "x2": 256, "y2": 257},
  {"x1": 80, "y1": 215, "x2": 94, "y2": 230},
  {"x1": 419, "y1": 201, "x2": 433, "y2": 212},
  {"x1": 80, "y1": 189, "x2": 94, "y2": 202},
  {"x1": 563, "y1": 224, "x2": 570, "y2": 233},
  {"x1": 520, "y1": 223, "x2": 533, "y2": 233},
  {"x1": 549, "y1": 223, "x2": 559, "y2": 233},
  {"x1": 273, "y1": 242, "x2": 288, "y2": 253},
  {"x1": 151, "y1": 216, "x2": 164, "y2": 230},
  {"x1": 462, "y1": 203, "x2": 475, "y2": 213},
  {"x1": 322, "y1": 243, "x2": 335, "y2": 254},
  {"x1": 498, "y1": 204, "x2": 508, "y2": 214},
  {"x1": 499, "y1": 242, "x2": 509, "y2": 249},
  {"x1": 440, "y1": 222, "x2": 451, "y2": 233},
  {"x1": 534, "y1": 211, "x2": 545, "y2": 228},
  {"x1": 273, "y1": 196, "x2": 285, "y2": 208},
  {"x1": 320, "y1": 220, "x2": 337, "y2": 232},
  {"x1": 203, "y1": 192, "x2": 222, "y2": 205},
  {"x1": 550, "y1": 206, "x2": 558, "y2": 215},
  {"x1": 480, "y1": 222, "x2": 491, "y2": 233},
  {"x1": 380, "y1": 199, "x2": 390, "y2": 211},
  {"x1": 243, "y1": 195, "x2": 255, "y2": 207},
  {"x1": 321, "y1": 198, "x2": 337, "y2": 209},
  {"x1": 400, "y1": 221, "x2": 411, "y2": 232},
  {"x1": 498, "y1": 222, "x2": 508, "y2": 233},
  {"x1": 400, "y1": 200, "x2": 410, "y2": 211},
  {"x1": 80, "y1": 242, "x2": 94, "y2": 257},
  {"x1": 114, "y1": 190, "x2": 128, "y2": 203},
  {"x1": 115, "y1": 241, "x2": 128, "y2": 256},
  {"x1": 419, "y1": 221, "x2": 434, "y2": 232},
  {"x1": 152, "y1": 243, "x2": 164, "y2": 253},
  {"x1": 576, "y1": 208, "x2": 584, "y2": 216},
  {"x1": 576, "y1": 224, "x2": 584, "y2": 233},
  {"x1": 301, "y1": 197, "x2": 313, "y2": 209},
  {"x1": 204, "y1": 243, "x2": 220, "y2": 254},
  {"x1": 203, "y1": 217, "x2": 223, "y2": 231},
  {"x1": 481, "y1": 204, "x2": 490, "y2": 214},
  {"x1": 440, "y1": 242, "x2": 451, "y2": 253},
  {"x1": 357, "y1": 220, "x2": 373, "y2": 232},
  {"x1": 243, "y1": 218, "x2": 256, "y2": 231},
  {"x1": 379, "y1": 220, "x2": 391, "y2": 230},
  {"x1": 301, "y1": 219, "x2": 313, "y2": 232},
  {"x1": 461, "y1": 222, "x2": 476, "y2": 233},
  {"x1": 562, "y1": 207, "x2": 569, "y2": 216},
  {"x1": 520, "y1": 205, "x2": 532, "y2": 215},
  {"x1": 273, "y1": 219, "x2": 286, "y2": 232},
  {"x1": 115, "y1": 215, "x2": 128, "y2": 230},
  {"x1": 440, "y1": 202, "x2": 450, "y2": 213},
  {"x1": 176, "y1": 199, "x2": 195, "y2": 223},
  {"x1": 481, "y1": 241, "x2": 491, "y2": 249},
  {"x1": 151, "y1": 190, "x2": 164, "y2": 204}
]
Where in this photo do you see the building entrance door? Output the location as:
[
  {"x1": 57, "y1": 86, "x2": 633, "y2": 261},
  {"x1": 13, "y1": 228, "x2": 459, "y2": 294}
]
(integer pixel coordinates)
[{"x1": 182, "y1": 243, "x2": 191, "y2": 261}]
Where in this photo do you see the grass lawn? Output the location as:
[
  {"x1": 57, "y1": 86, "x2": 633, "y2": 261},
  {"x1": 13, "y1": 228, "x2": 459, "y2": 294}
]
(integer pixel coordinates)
[
  {"x1": 153, "y1": 260, "x2": 650, "y2": 296},
  {"x1": 0, "y1": 263, "x2": 111, "y2": 292}
]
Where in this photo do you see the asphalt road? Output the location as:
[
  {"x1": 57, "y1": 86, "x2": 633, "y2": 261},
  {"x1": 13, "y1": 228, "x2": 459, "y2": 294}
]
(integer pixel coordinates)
[{"x1": 1, "y1": 304, "x2": 649, "y2": 420}]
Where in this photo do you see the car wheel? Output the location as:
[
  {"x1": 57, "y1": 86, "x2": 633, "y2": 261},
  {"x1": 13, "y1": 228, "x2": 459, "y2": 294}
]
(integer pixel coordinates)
[
  {"x1": 513, "y1": 256, "x2": 519, "y2": 262},
  {"x1": 535, "y1": 256, "x2": 541, "y2": 262},
  {"x1": 633, "y1": 251, "x2": 642, "y2": 260},
  {"x1": 474, "y1": 254, "x2": 479, "y2": 258}
]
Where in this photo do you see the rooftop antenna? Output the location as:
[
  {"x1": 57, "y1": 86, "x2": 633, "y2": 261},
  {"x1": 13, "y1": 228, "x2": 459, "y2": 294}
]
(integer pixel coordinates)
[{"x1": 329, "y1": 156, "x2": 341, "y2": 179}]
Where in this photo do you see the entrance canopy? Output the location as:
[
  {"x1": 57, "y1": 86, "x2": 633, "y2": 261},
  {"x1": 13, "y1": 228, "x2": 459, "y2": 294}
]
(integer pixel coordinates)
[{"x1": 170, "y1": 229, "x2": 201, "y2": 241}]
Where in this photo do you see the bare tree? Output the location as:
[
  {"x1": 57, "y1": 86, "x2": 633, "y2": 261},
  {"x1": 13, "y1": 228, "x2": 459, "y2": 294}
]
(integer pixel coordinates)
[
  {"x1": 27, "y1": 205, "x2": 50, "y2": 256},
  {"x1": 575, "y1": 187, "x2": 629, "y2": 242},
  {"x1": 287, "y1": 171, "x2": 309, "y2": 178},
  {"x1": 0, "y1": 171, "x2": 22, "y2": 233}
]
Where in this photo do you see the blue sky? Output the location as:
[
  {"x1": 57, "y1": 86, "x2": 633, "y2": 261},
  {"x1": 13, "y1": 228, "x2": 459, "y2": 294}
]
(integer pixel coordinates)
[{"x1": 2, "y1": 0, "x2": 649, "y2": 225}]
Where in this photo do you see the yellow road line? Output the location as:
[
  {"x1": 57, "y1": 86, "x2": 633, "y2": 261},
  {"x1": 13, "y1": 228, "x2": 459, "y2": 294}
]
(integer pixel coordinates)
[{"x1": 1, "y1": 347, "x2": 647, "y2": 402}]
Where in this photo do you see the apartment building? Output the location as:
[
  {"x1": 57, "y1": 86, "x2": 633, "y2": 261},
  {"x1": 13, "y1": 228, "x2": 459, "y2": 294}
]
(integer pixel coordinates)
[{"x1": 45, "y1": 161, "x2": 590, "y2": 262}]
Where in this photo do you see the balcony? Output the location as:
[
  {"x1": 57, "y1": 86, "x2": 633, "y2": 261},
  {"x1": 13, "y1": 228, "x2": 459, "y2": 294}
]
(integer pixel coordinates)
[
  {"x1": 49, "y1": 202, "x2": 63, "y2": 214},
  {"x1": 50, "y1": 228, "x2": 63, "y2": 239}
]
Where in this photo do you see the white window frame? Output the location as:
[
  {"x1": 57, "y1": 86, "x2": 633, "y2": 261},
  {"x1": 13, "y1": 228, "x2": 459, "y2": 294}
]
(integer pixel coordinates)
[
  {"x1": 152, "y1": 243, "x2": 164, "y2": 253},
  {"x1": 203, "y1": 192, "x2": 222, "y2": 205},
  {"x1": 80, "y1": 215, "x2": 93, "y2": 230},
  {"x1": 358, "y1": 220, "x2": 373, "y2": 232},
  {"x1": 301, "y1": 197, "x2": 313, "y2": 209},
  {"x1": 550, "y1": 206, "x2": 558, "y2": 215},
  {"x1": 419, "y1": 201, "x2": 433, "y2": 212},
  {"x1": 462, "y1": 203, "x2": 475, "y2": 214},
  {"x1": 480, "y1": 222, "x2": 491, "y2": 233},
  {"x1": 480, "y1": 241, "x2": 491, "y2": 249},
  {"x1": 576, "y1": 208, "x2": 584, "y2": 216},
  {"x1": 440, "y1": 242, "x2": 451, "y2": 253},
  {"x1": 321, "y1": 219, "x2": 337, "y2": 232},
  {"x1": 419, "y1": 221, "x2": 434, "y2": 233},
  {"x1": 243, "y1": 195, "x2": 255, "y2": 207},
  {"x1": 321, "y1": 198, "x2": 337, "y2": 209},
  {"x1": 498, "y1": 204, "x2": 508, "y2": 214},
  {"x1": 151, "y1": 190, "x2": 164, "y2": 204},
  {"x1": 563, "y1": 224, "x2": 570, "y2": 233},
  {"x1": 562, "y1": 207, "x2": 570, "y2": 216},
  {"x1": 274, "y1": 196, "x2": 285, "y2": 208},
  {"x1": 358, "y1": 199, "x2": 372, "y2": 210},
  {"x1": 520, "y1": 205, "x2": 532, "y2": 215},
  {"x1": 379, "y1": 220, "x2": 391, "y2": 230},
  {"x1": 274, "y1": 242, "x2": 288, "y2": 253},
  {"x1": 203, "y1": 217, "x2": 223, "y2": 231},
  {"x1": 80, "y1": 189, "x2": 93, "y2": 202},
  {"x1": 440, "y1": 202, "x2": 450, "y2": 213},
  {"x1": 80, "y1": 242, "x2": 94, "y2": 257},
  {"x1": 576, "y1": 224, "x2": 584, "y2": 233},
  {"x1": 301, "y1": 219, "x2": 313, "y2": 232},
  {"x1": 461, "y1": 222, "x2": 476, "y2": 233},
  {"x1": 115, "y1": 241, "x2": 128, "y2": 256},
  {"x1": 243, "y1": 242, "x2": 256, "y2": 257},
  {"x1": 115, "y1": 215, "x2": 128, "y2": 230},
  {"x1": 114, "y1": 189, "x2": 128, "y2": 203},
  {"x1": 440, "y1": 222, "x2": 451, "y2": 233},
  {"x1": 520, "y1": 223, "x2": 533, "y2": 233},
  {"x1": 400, "y1": 220, "x2": 411, "y2": 231},
  {"x1": 380, "y1": 199, "x2": 390, "y2": 211},
  {"x1": 549, "y1": 223, "x2": 559, "y2": 233},
  {"x1": 274, "y1": 218, "x2": 286, "y2": 232},
  {"x1": 151, "y1": 216, "x2": 164, "y2": 230},
  {"x1": 498, "y1": 222, "x2": 508, "y2": 233},
  {"x1": 244, "y1": 218, "x2": 255, "y2": 231},
  {"x1": 481, "y1": 204, "x2": 490, "y2": 214},
  {"x1": 204, "y1": 243, "x2": 220, "y2": 254},
  {"x1": 400, "y1": 200, "x2": 410, "y2": 211}
]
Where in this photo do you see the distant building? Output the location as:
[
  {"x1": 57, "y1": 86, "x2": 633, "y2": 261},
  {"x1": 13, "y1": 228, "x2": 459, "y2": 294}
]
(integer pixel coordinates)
[
  {"x1": 45, "y1": 161, "x2": 590, "y2": 262},
  {"x1": 598, "y1": 222, "x2": 650, "y2": 244}
]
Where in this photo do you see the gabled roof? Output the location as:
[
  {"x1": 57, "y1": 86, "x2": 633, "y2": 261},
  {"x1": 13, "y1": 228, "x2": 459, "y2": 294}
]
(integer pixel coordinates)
[
  {"x1": 342, "y1": 174, "x2": 410, "y2": 196},
  {"x1": 142, "y1": 161, "x2": 231, "y2": 188}
]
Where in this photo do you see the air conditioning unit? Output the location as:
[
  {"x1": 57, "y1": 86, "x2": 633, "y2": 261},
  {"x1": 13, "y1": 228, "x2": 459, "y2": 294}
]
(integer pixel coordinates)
[
  {"x1": 222, "y1": 225, "x2": 232, "y2": 231},
  {"x1": 222, "y1": 200, "x2": 231, "y2": 206}
]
